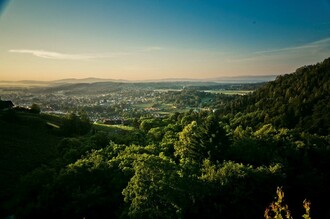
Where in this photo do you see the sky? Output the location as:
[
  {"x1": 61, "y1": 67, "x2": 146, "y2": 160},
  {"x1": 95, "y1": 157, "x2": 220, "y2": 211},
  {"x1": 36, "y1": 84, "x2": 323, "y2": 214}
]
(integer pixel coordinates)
[{"x1": 0, "y1": 0, "x2": 330, "y2": 81}]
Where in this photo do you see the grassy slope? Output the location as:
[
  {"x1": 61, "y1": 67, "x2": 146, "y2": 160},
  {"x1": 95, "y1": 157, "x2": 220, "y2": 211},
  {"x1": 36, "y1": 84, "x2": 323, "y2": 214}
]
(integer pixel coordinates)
[
  {"x1": 0, "y1": 112, "x2": 62, "y2": 202},
  {"x1": 0, "y1": 112, "x2": 140, "y2": 201},
  {"x1": 94, "y1": 123, "x2": 136, "y2": 131}
]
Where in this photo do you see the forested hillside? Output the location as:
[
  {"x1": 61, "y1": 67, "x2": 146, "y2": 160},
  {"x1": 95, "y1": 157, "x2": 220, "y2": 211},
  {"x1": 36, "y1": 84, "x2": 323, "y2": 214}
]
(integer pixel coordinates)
[
  {"x1": 227, "y1": 58, "x2": 330, "y2": 135},
  {"x1": 0, "y1": 58, "x2": 329, "y2": 218}
]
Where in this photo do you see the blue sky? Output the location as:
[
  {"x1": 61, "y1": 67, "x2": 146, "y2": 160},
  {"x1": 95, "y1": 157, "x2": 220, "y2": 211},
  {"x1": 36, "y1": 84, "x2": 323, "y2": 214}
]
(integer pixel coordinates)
[{"x1": 0, "y1": 0, "x2": 330, "y2": 80}]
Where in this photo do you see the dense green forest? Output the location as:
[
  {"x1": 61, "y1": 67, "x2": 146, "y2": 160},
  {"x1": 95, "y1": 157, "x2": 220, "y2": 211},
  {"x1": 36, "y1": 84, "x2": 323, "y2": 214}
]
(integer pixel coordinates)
[
  {"x1": 0, "y1": 58, "x2": 329, "y2": 218},
  {"x1": 223, "y1": 58, "x2": 330, "y2": 135}
]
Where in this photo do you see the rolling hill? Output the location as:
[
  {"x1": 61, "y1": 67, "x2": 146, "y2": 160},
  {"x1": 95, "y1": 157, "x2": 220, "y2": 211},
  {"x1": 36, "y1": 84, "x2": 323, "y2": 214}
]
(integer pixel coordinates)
[
  {"x1": 228, "y1": 57, "x2": 330, "y2": 135},
  {"x1": 0, "y1": 112, "x2": 62, "y2": 214}
]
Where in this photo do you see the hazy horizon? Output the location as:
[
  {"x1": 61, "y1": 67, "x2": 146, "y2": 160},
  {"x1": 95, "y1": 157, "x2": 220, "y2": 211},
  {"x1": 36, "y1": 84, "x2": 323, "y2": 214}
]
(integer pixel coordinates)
[
  {"x1": 0, "y1": 74, "x2": 279, "y2": 83},
  {"x1": 1, "y1": 0, "x2": 330, "y2": 81}
]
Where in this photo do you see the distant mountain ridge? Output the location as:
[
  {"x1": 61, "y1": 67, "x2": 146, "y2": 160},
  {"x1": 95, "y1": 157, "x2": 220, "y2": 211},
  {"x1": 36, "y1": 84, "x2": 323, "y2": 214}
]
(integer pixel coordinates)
[
  {"x1": 52, "y1": 77, "x2": 129, "y2": 84},
  {"x1": 0, "y1": 75, "x2": 278, "y2": 86}
]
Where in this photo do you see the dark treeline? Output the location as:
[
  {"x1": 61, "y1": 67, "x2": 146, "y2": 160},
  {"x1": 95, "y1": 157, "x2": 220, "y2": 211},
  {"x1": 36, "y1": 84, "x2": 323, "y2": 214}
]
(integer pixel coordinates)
[{"x1": 0, "y1": 58, "x2": 329, "y2": 218}]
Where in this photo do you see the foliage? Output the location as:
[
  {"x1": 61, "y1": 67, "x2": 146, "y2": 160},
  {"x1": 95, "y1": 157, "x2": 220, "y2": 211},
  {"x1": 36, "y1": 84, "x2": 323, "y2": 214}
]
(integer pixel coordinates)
[
  {"x1": 30, "y1": 103, "x2": 41, "y2": 114},
  {"x1": 1, "y1": 58, "x2": 330, "y2": 218},
  {"x1": 264, "y1": 187, "x2": 311, "y2": 219},
  {"x1": 265, "y1": 187, "x2": 293, "y2": 219},
  {"x1": 61, "y1": 112, "x2": 91, "y2": 136},
  {"x1": 122, "y1": 154, "x2": 186, "y2": 218},
  {"x1": 175, "y1": 115, "x2": 229, "y2": 163},
  {"x1": 227, "y1": 58, "x2": 330, "y2": 135}
]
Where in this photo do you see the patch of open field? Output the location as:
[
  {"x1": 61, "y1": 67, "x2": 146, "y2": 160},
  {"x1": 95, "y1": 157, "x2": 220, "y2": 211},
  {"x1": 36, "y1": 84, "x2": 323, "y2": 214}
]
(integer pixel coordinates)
[{"x1": 204, "y1": 90, "x2": 253, "y2": 95}]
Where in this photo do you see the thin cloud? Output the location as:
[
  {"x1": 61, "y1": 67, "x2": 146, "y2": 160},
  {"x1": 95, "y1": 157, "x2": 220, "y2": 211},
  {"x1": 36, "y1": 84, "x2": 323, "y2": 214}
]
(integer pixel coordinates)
[
  {"x1": 254, "y1": 38, "x2": 330, "y2": 55},
  {"x1": 9, "y1": 47, "x2": 165, "y2": 60},
  {"x1": 9, "y1": 49, "x2": 102, "y2": 60},
  {"x1": 227, "y1": 37, "x2": 330, "y2": 63}
]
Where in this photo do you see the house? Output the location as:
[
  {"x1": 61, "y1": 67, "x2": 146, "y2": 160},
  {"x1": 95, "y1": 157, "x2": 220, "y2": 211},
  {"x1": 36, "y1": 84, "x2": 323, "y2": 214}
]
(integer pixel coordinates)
[{"x1": 0, "y1": 100, "x2": 14, "y2": 110}]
